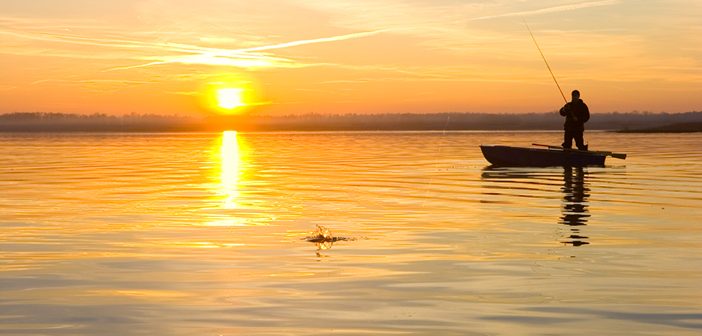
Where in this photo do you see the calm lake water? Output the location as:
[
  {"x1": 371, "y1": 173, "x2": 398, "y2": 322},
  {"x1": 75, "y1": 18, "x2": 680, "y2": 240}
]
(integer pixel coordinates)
[{"x1": 1, "y1": 131, "x2": 701, "y2": 335}]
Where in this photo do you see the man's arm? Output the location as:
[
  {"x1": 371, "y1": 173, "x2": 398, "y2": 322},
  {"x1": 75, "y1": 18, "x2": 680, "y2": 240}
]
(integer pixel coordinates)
[{"x1": 559, "y1": 103, "x2": 570, "y2": 116}]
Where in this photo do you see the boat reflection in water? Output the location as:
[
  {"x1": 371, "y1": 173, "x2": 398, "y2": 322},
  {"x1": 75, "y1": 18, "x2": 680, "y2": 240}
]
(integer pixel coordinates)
[
  {"x1": 481, "y1": 166, "x2": 591, "y2": 247},
  {"x1": 560, "y1": 167, "x2": 590, "y2": 246}
]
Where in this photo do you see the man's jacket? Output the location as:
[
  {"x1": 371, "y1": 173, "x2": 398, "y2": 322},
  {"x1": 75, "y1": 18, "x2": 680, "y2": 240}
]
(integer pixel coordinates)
[{"x1": 560, "y1": 99, "x2": 590, "y2": 130}]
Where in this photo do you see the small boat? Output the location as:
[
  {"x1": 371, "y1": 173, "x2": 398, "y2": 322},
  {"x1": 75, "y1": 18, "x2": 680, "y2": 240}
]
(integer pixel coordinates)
[{"x1": 480, "y1": 144, "x2": 625, "y2": 167}]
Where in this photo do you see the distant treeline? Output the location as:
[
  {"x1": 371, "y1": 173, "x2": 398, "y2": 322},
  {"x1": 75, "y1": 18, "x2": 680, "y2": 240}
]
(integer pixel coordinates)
[
  {"x1": 1, "y1": 111, "x2": 702, "y2": 132},
  {"x1": 0, "y1": 113, "x2": 196, "y2": 132}
]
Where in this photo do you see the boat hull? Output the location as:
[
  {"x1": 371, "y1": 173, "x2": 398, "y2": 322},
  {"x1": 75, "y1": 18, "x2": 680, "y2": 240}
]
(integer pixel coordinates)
[{"x1": 480, "y1": 145, "x2": 606, "y2": 167}]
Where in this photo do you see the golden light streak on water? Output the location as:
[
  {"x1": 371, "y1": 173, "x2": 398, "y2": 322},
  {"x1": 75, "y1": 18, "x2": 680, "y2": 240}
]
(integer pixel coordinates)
[
  {"x1": 205, "y1": 130, "x2": 257, "y2": 227},
  {"x1": 219, "y1": 130, "x2": 245, "y2": 210}
]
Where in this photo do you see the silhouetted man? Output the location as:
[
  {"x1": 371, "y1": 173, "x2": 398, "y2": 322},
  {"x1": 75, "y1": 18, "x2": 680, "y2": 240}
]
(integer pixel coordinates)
[{"x1": 559, "y1": 89, "x2": 590, "y2": 150}]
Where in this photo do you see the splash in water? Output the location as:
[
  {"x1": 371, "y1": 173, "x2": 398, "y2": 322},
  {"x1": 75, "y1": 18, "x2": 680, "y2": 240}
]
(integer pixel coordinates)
[{"x1": 305, "y1": 225, "x2": 354, "y2": 254}]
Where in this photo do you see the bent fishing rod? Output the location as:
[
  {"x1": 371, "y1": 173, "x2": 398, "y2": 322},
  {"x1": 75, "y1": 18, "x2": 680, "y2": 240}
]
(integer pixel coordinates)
[{"x1": 524, "y1": 20, "x2": 568, "y2": 104}]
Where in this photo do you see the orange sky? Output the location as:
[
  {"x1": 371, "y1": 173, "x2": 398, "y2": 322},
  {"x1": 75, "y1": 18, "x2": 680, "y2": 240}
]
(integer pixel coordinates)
[{"x1": 1, "y1": 0, "x2": 701, "y2": 116}]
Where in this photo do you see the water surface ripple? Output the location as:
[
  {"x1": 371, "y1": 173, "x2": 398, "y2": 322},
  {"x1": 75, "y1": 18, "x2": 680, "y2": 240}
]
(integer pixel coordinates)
[{"x1": 1, "y1": 131, "x2": 701, "y2": 335}]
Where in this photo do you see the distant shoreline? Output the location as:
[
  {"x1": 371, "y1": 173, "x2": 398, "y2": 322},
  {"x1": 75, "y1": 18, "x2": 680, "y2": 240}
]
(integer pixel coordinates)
[
  {"x1": 615, "y1": 122, "x2": 702, "y2": 133},
  {"x1": 1, "y1": 112, "x2": 701, "y2": 132}
]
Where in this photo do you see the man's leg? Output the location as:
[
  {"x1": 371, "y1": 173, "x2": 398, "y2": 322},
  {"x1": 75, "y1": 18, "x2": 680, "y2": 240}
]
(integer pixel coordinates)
[
  {"x1": 562, "y1": 129, "x2": 574, "y2": 149},
  {"x1": 574, "y1": 130, "x2": 587, "y2": 150}
]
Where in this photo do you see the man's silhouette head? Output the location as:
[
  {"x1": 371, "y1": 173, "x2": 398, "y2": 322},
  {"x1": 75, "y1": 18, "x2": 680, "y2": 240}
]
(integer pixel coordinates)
[{"x1": 572, "y1": 90, "x2": 580, "y2": 100}]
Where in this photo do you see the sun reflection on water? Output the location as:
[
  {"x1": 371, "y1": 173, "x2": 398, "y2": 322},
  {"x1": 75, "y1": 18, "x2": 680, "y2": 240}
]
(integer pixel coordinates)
[
  {"x1": 206, "y1": 130, "x2": 253, "y2": 227},
  {"x1": 208, "y1": 131, "x2": 271, "y2": 227},
  {"x1": 219, "y1": 131, "x2": 246, "y2": 209}
]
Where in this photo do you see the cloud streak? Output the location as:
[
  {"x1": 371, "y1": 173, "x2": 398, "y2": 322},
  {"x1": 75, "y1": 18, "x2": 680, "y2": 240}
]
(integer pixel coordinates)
[
  {"x1": 0, "y1": 20, "x2": 384, "y2": 71},
  {"x1": 114, "y1": 30, "x2": 386, "y2": 70},
  {"x1": 236, "y1": 30, "x2": 385, "y2": 53},
  {"x1": 468, "y1": 0, "x2": 620, "y2": 21}
]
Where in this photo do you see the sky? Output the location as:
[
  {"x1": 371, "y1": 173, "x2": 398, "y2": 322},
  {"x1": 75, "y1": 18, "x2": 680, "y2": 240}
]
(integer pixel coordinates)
[{"x1": 1, "y1": 0, "x2": 701, "y2": 116}]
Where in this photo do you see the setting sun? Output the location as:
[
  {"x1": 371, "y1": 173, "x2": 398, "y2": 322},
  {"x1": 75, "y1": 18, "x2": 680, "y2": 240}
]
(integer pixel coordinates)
[{"x1": 216, "y1": 88, "x2": 245, "y2": 110}]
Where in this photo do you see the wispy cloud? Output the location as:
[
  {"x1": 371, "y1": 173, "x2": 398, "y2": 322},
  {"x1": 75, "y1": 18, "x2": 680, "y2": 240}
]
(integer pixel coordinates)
[
  {"x1": 0, "y1": 20, "x2": 384, "y2": 71},
  {"x1": 468, "y1": 0, "x2": 620, "y2": 21},
  {"x1": 0, "y1": 28, "x2": 220, "y2": 56},
  {"x1": 109, "y1": 30, "x2": 385, "y2": 71},
  {"x1": 237, "y1": 30, "x2": 385, "y2": 53},
  {"x1": 30, "y1": 78, "x2": 153, "y2": 85}
]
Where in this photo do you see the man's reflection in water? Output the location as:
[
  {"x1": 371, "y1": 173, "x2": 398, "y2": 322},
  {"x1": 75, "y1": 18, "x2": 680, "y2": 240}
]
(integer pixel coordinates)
[{"x1": 560, "y1": 167, "x2": 590, "y2": 246}]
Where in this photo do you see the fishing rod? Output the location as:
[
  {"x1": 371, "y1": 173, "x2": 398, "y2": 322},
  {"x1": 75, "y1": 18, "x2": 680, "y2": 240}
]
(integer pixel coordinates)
[{"x1": 524, "y1": 20, "x2": 568, "y2": 104}]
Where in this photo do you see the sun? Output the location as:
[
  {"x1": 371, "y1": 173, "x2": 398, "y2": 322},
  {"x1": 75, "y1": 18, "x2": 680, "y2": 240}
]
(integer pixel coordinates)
[{"x1": 216, "y1": 88, "x2": 245, "y2": 110}]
